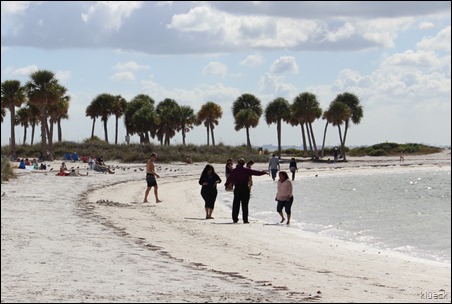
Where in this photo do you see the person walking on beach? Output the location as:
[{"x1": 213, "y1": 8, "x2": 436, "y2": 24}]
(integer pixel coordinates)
[
  {"x1": 199, "y1": 164, "x2": 222, "y2": 219},
  {"x1": 144, "y1": 152, "x2": 162, "y2": 203},
  {"x1": 225, "y1": 158, "x2": 268, "y2": 224},
  {"x1": 225, "y1": 158, "x2": 233, "y2": 179},
  {"x1": 333, "y1": 147, "x2": 339, "y2": 163},
  {"x1": 275, "y1": 171, "x2": 293, "y2": 225},
  {"x1": 289, "y1": 158, "x2": 298, "y2": 181},
  {"x1": 399, "y1": 151, "x2": 405, "y2": 164},
  {"x1": 268, "y1": 154, "x2": 280, "y2": 181}
]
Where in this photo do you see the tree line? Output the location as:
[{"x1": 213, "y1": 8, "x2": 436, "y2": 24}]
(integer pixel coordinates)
[{"x1": 1, "y1": 69, "x2": 363, "y2": 160}]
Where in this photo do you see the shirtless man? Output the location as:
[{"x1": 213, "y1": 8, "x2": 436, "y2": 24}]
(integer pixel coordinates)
[{"x1": 144, "y1": 152, "x2": 162, "y2": 203}]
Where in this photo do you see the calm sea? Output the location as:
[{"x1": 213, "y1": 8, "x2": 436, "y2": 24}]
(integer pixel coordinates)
[{"x1": 218, "y1": 168, "x2": 451, "y2": 264}]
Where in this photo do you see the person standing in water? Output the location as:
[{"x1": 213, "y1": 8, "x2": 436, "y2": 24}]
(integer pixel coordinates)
[
  {"x1": 275, "y1": 171, "x2": 293, "y2": 225},
  {"x1": 144, "y1": 152, "x2": 162, "y2": 203}
]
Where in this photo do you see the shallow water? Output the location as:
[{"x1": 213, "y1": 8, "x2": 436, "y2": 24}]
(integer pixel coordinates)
[{"x1": 218, "y1": 168, "x2": 451, "y2": 263}]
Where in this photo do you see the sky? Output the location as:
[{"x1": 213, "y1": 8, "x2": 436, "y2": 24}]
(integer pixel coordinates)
[{"x1": 1, "y1": 1, "x2": 451, "y2": 148}]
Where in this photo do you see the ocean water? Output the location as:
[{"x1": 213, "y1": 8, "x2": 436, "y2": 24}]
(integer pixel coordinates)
[{"x1": 218, "y1": 168, "x2": 451, "y2": 264}]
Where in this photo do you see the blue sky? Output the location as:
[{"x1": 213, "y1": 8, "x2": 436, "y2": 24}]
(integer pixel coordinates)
[{"x1": 1, "y1": 1, "x2": 451, "y2": 148}]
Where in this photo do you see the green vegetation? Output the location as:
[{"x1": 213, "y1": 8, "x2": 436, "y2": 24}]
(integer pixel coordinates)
[
  {"x1": 1, "y1": 156, "x2": 16, "y2": 183},
  {"x1": 281, "y1": 142, "x2": 442, "y2": 158}
]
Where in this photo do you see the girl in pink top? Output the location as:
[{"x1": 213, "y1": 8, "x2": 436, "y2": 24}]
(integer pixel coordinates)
[{"x1": 275, "y1": 171, "x2": 293, "y2": 225}]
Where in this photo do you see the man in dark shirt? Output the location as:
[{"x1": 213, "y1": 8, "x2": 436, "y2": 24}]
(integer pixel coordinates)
[{"x1": 225, "y1": 158, "x2": 268, "y2": 223}]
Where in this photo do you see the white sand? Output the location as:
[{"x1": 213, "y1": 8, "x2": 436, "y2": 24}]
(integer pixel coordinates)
[{"x1": 2, "y1": 151, "x2": 451, "y2": 303}]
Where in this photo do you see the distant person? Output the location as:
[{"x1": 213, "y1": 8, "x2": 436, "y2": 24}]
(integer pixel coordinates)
[
  {"x1": 333, "y1": 147, "x2": 339, "y2": 163},
  {"x1": 225, "y1": 158, "x2": 233, "y2": 179},
  {"x1": 198, "y1": 164, "x2": 222, "y2": 219},
  {"x1": 59, "y1": 162, "x2": 68, "y2": 176},
  {"x1": 275, "y1": 171, "x2": 293, "y2": 225},
  {"x1": 399, "y1": 151, "x2": 405, "y2": 164},
  {"x1": 18, "y1": 159, "x2": 26, "y2": 169},
  {"x1": 246, "y1": 160, "x2": 255, "y2": 192},
  {"x1": 144, "y1": 152, "x2": 162, "y2": 203},
  {"x1": 289, "y1": 158, "x2": 298, "y2": 181},
  {"x1": 225, "y1": 158, "x2": 268, "y2": 224},
  {"x1": 268, "y1": 154, "x2": 280, "y2": 181}
]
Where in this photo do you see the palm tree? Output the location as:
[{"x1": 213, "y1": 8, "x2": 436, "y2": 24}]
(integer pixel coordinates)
[
  {"x1": 15, "y1": 107, "x2": 31, "y2": 145},
  {"x1": 291, "y1": 92, "x2": 323, "y2": 157},
  {"x1": 46, "y1": 85, "x2": 68, "y2": 149},
  {"x1": 264, "y1": 97, "x2": 291, "y2": 158},
  {"x1": 90, "y1": 93, "x2": 116, "y2": 143},
  {"x1": 1, "y1": 108, "x2": 5, "y2": 123},
  {"x1": 232, "y1": 93, "x2": 262, "y2": 149},
  {"x1": 178, "y1": 105, "x2": 196, "y2": 145},
  {"x1": 322, "y1": 100, "x2": 352, "y2": 159},
  {"x1": 156, "y1": 98, "x2": 180, "y2": 145},
  {"x1": 1, "y1": 80, "x2": 26, "y2": 156},
  {"x1": 49, "y1": 92, "x2": 70, "y2": 143},
  {"x1": 197, "y1": 101, "x2": 223, "y2": 146},
  {"x1": 335, "y1": 92, "x2": 363, "y2": 160},
  {"x1": 26, "y1": 70, "x2": 61, "y2": 157},
  {"x1": 110, "y1": 95, "x2": 127, "y2": 145},
  {"x1": 27, "y1": 103, "x2": 40, "y2": 145},
  {"x1": 124, "y1": 94, "x2": 156, "y2": 143}
]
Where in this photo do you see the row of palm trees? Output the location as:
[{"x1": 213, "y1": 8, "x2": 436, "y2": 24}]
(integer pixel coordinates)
[{"x1": 2, "y1": 69, "x2": 364, "y2": 160}]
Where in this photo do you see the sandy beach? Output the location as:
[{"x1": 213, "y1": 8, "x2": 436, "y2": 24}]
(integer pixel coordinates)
[{"x1": 1, "y1": 151, "x2": 451, "y2": 303}]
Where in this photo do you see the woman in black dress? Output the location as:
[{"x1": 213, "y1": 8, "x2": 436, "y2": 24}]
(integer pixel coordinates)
[{"x1": 199, "y1": 164, "x2": 222, "y2": 219}]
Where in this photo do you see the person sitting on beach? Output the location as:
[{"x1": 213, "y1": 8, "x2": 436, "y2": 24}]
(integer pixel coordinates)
[
  {"x1": 39, "y1": 163, "x2": 47, "y2": 170},
  {"x1": 275, "y1": 171, "x2": 293, "y2": 225},
  {"x1": 18, "y1": 159, "x2": 26, "y2": 169},
  {"x1": 69, "y1": 169, "x2": 88, "y2": 176},
  {"x1": 199, "y1": 164, "x2": 222, "y2": 219},
  {"x1": 58, "y1": 162, "x2": 69, "y2": 176}
]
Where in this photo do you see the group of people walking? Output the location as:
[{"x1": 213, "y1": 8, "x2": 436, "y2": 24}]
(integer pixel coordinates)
[
  {"x1": 199, "y1": 155, "x2": 297, "y2": 225},
  {"x1": 142, "y1": 152, "x2": 297, "y2": 225}
]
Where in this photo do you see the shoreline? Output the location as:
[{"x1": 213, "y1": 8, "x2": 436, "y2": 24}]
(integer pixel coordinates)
[{"x1": 2, "y1": 152, "x2": 451, "y2": 302}]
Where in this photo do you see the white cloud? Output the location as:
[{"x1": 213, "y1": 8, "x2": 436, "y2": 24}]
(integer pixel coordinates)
[
  {"x1": 258, "y1": 73, "x2": 298, "y2": 99},
  {"x1": 114, "y1": 61, "x2": 149, "y2": 71},
  {"x1": 55, "y1": 70, "x2": 71, "y2": 83},
  {"x1": 203, "y1": 61, "x2": 228, "y2": 78},
  {"x1": 81, "y1": 1, "x2": 143, "y2": 32},
  {"x1": 417, "y1": 26, "x2": 451, "y2": 51},
  {"x1": 240, "y1": 54, "x2": 263, "y2": 67},
  {"x1": 1, "y1": 1, "x2": 32, "y2": 15},
  {"x1": 418, "y1": 21, "x2": 435, "y2": 30},
  {"x1": 325, "y1": 22, "x2": 355, "y2": 42},
  {"x1": 111, "y1": 71, "x2": 135, "y2": 81},
  {"x1": 269, "y1": 56, "x2": 299, "y2": 74},
  {"x1": 11, "y1": 64, "x2": 38, "y2": 76}
]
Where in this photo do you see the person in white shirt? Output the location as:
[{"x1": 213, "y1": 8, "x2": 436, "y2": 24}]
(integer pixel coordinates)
[{"x1": 275, "y1": 171, "x2": 293, "y2": 225}]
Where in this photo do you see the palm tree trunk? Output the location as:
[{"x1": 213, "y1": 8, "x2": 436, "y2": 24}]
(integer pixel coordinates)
[
  {"x1": 39, "y1": 108, "x2": 48, "y2": 157},
  {"x1": 246, "y1": 127, "x2": 251, "y2": 148},
  {"x1": 277, "y1": 120, "x2": 282, "y2": 158},
  {"x1": 206, "y1": 125, "x2": 210, "y2": 146},
  {"x1": 103, "y1": 119, "x2": 109, "y2": 143},
  {"x1": 57, "y1": 119, "x2": 62, "y2": 142},
  {"x1": 115, "y1": 116, "x2": 119, "y2": 145},
  {"x1": 210, "y1": 123, "x2": 215, "y2": 146},
  {"x1": 337, "y1": 125, "x2": 345, "y2": 160},
  {"x1": 182, "y1": 124, "x2": 186, "y2": 145},
  {"x1": 341, "y1": 120, "x2": 349, "y2": 161},
  {"x1": 300, "y1": 124, "x2": 307, "y2": 155},
  {"x1": 23, "y1": 126, "x2": 27, "y2": 145},
  {"x1": 9, "y1": 105, "x2": 16, "y2": 156},
  {"x1": 91, "y1": 118, "x2": 96, "y2": 139},
  {"x1": 48, "y1": 120, "x2": 54, "y2": 152},
  {"x1": 320, "y1": 122, "x2": 329, "y2": 158},
  {"x1": 31, "y1": 123, "x2": 36, "y2": 145},
  {"x1": 306, "y1": 123, "x2": 313, "y2": 156},
  {"x1": 309, "y1": 122, "x2": 319, "y2": 158}
]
